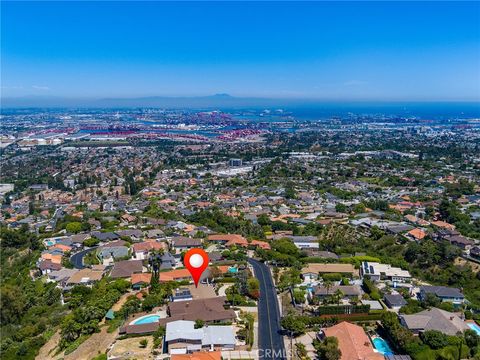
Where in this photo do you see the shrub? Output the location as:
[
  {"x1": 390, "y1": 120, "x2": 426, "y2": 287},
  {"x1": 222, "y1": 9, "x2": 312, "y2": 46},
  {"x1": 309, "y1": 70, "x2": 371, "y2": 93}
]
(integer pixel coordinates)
[
  {"x1": 420, "y1": 330, "x2": 449, "y2": 350},
  {"x1": 91, "y1": 354, "x2": 107, "y2": 360},
  {"x1": 83, "y1": 238, "x2": 99, "y2": 247},
  {"x1": 139, "y1": 339, "x2": 148, "y2": 348},
  {"x1": 321, "y1": 273, "x2": 343, "y2": 282}
]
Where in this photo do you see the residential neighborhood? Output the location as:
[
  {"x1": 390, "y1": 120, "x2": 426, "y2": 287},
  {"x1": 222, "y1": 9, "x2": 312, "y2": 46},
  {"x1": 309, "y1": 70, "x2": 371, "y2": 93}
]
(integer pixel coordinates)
[{"x1": 2, "y1": 107, "x2": 480, "y2": 360}]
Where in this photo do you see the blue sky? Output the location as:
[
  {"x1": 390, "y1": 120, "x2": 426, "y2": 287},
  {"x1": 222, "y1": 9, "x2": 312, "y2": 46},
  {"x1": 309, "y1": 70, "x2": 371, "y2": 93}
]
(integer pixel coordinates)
[{"x1": 1, "y1": 1, "x2": 479, "y2": 100}]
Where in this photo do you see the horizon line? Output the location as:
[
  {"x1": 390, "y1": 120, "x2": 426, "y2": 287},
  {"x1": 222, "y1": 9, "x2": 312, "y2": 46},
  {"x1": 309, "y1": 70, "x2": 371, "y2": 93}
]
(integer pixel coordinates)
[{"x1": 2, "y1": 94, "x2": 480, "y2": 103}]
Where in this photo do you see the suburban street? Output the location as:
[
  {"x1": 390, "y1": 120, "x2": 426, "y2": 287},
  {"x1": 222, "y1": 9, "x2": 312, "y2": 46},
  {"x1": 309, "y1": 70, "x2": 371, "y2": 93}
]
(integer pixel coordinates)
[
  {"x1": 70, "y1": 247, "x2": 97, "y2": 269},
  {"x1": 248, "y1": 258, "x2": 286, "y2": 360}
]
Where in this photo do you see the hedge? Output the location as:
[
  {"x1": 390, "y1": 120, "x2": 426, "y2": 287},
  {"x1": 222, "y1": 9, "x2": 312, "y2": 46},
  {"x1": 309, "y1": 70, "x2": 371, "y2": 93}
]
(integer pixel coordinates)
[
  {"x1": 321, "y1": 273, "x2": 343, "y2": 281},
  {"x1": 296, "y1": 312, "x2": 385, "y2": 327},
  {"x1": 315, "y1": 304, "x2": 370, "y2": 315}
]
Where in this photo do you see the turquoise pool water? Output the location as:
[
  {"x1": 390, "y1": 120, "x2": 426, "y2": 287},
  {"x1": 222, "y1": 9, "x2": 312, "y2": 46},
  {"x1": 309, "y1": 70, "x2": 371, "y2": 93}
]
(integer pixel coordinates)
[
  {"x1": 228, "y1": 266, "x2": 238, "y2": 273},
  {"x1": 132, "y1": 315, "x2": 160, "y2": 325},
  {"x1": 373, "y1": 337, "x2": 394, "y2": 355},
  {"x1": 468, "y1": 323, "x2": 480, "y2": 335},
  {"x1": 46, "y1": 240, "x2": 55, "y2": 246}
]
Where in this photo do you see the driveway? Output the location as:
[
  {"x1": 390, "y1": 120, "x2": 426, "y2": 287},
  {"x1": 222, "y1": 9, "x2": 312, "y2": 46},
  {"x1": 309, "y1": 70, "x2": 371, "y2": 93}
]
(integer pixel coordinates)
[{"x1": 248, "y1": 258, "x2": 286, "y2": 360}]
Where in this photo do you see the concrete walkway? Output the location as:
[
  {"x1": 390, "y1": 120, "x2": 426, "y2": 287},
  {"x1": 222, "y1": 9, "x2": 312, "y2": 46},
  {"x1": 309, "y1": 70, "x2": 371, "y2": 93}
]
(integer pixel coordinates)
[{"x1": 218, "y1": 283, "x2": 233, "y2": 296}]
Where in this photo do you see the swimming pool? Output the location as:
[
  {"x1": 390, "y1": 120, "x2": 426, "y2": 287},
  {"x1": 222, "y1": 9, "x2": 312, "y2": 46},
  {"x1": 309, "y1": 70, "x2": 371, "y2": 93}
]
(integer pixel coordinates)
[
  {"x1": 467, "y1": 323, "x2": 480, "y2": 335},
  {"x1": 372, "y1": 337, "x2": 394, "y2": 355},
  {"x1": 45, "y1": 240, "x2": 56, "y2": 247},
  {"x1": 131, "y1": 315, "x2": 161, "y2": 325},
  {"x1": 228, "y1": 266, "x2": 238, "y2": 274}
]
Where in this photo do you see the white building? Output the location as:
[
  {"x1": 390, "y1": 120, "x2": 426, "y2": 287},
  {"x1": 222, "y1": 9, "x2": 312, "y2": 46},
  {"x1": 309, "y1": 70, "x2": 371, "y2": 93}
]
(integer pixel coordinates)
[
  {"x1": 165, "y1": 320, "x2": 236, "y2": 355},
  {"x1": 361, "y1": 261, "x2": 411, "y2": 284}
]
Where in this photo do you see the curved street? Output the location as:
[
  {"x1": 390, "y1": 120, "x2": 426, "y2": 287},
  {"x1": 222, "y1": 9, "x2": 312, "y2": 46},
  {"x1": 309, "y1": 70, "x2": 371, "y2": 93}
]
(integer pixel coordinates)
[
  {"x1": 248, "y1": 258, "x2": 286, "y2": 360},
  {"x1": 70, "y1": 247, "x2": 97, "y2": 269}
]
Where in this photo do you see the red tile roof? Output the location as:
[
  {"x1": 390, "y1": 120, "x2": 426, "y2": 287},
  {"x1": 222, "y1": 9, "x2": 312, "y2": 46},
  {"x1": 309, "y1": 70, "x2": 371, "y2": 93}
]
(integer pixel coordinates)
[
  {"x1": 171, "y1": 352, "x2": 221, "y2": 360},
  {"x1": 408, "y1": 228, "x2": 427, "y2": 240},
  {"x1": 431, "y1": 220, "x2": 455, "y2": 230},
  {"x1": 208, "y1": 234, "x2": 246, "y2": 243},
  {"x1": 208, "y1": 234, "x2": 270, "y2": 249},
  {"x1": 323, "y1": 322, "x2": 384, "y2": 360},
  {"x1": 131, "y1": 273, "x2": 152, "y2": 285},
  {"x1": 160, "y1": 268, "x2": 192, "y2": 282},
  {"x1": 132, "y1": 241, "x2": 166, "y2": 252},
  {"x1": 251, "y1": 240, "x2": 271, "y2": 250}
]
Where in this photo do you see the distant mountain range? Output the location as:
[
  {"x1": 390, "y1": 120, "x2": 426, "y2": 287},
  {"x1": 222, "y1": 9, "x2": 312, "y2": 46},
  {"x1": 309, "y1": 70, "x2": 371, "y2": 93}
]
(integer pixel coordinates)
[{"x1": 1, "y1": 94, "x2": 302, "y2": 109}]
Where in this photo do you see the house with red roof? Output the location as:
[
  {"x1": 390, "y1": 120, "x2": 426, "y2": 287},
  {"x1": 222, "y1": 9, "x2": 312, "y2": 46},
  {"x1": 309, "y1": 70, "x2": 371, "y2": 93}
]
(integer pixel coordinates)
[
  {"x1": 131, "y1": 266, "x2": 230, "y2": 289},
  {"x1": 171, "y1": 351, "x2": 221, "y2": 360},
  {"x1": 132, "y1": 240, "x2": 167, "y2": 260},
  {"x1": 208, "y1": 234, "x2": 270, "y2": 250},
  {"x1": 322, "y1": 322, "x2": 384, "y2": 360},
  {"x1": 431, "y1": 220, "x2": 456, "y2": 231},
  {"x1": 208, "y1": 234, "x2": 247, "y2": 246},
  {"x1": 406, "y1": 228, "x2": 427, "y2": 241}
]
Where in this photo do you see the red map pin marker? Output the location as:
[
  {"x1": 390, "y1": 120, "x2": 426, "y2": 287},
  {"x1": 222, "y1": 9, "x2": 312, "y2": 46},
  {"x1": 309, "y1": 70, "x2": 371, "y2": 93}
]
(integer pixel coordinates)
[{"x1": 184, "y1": 248, "x2": 209, "y2": 287}]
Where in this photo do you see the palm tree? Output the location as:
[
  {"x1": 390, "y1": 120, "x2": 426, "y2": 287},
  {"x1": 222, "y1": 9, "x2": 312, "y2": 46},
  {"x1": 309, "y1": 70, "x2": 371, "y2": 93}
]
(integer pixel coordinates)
[
  {"x1": 333, "y1": 289, "x2": 344, "y2": 305},
  {"x1": 323, "y1": 280, "x2": 333, "y2": 296},
  {"x1": 149, "y1": 251, "x2": 163, "y2": 291},
  {"x1": 61, "y1": 317, "x2": 81, "y2": 342},
  {"x1": 322, "y1": 280, "x2": 334, "y2": 306}
]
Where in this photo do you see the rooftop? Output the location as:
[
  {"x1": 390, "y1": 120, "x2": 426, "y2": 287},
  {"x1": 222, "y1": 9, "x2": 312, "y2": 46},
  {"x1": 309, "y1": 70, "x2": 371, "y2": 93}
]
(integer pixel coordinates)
[{"x1": 323, "y1": 321, "x2": 384, "y2": 360}]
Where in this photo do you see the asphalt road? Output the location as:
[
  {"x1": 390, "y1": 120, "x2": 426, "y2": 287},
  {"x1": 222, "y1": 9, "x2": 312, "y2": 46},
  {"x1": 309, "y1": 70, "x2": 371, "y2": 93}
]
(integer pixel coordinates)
[
  {"x1": 70, "y1": 247, "x2": 97, "y2": 269},
  {"x1": 248, "y1": 258, "x2": 286, "y2": 360}
]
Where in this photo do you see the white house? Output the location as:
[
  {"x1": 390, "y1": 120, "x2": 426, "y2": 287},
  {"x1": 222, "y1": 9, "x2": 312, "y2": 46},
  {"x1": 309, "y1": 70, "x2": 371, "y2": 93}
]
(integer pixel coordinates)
[
  {"x1": 165, "y1": 320, "x2": 236, "y2": 355},
  {"x1": 361, "y1": 261, "x2": 411, "y2": 284}
]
